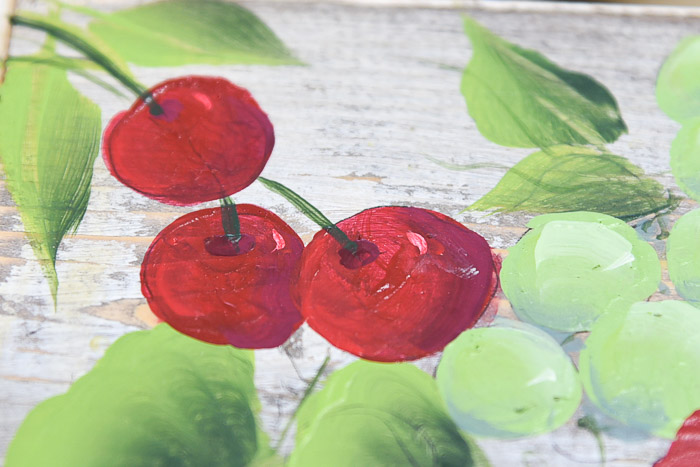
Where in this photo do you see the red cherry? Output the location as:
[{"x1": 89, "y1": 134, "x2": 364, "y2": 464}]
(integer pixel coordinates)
[
  {"x1": 292, "y1": 206, "x2": 498, "y2": 362},
  {"x1": 103, "y1": 76, "x2": 274, "y2": 206},
  {"x1": 655, "y1": 410, "x2": 700, "y2": 467},
  {"x1": 141, "y1": 204, "x2": 303, "y2": 348}
]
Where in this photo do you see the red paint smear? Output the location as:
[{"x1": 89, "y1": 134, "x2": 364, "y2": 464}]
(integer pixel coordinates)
[
  {"x1": 655, "y1": 410, "x2": 700, "y2": 467},
  {"x1": 103, "y1": 76, "x2": 274, "y2": 206},
  {"x1": 141, "y1": 204, "x2": 304, "y2": 349},
  {"x1": 292, "y1": 206, "x2": 498, "y2": 362}
]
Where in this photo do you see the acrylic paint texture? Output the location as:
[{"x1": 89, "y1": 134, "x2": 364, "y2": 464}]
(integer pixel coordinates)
[
  {"x1": 103, "y1": 76, "x2": 274, "y2": 205},
  {"x1": 666, "y1": 209, "x2": 700, "y2": 308},
  {"x1": 5, "y1": 324, "x2": 274, "y2": 467},
  {"x1": 500, "y1": 211, "x2": 661, "y2": 332},
  {"x1": 437, "y1": 318, "x2": 582, "y2": 438},
  {"x1": 655, "y1": 410, "x2": 700, "y2": 466},
  {"x1": 141, "y1": 205, "x2": 304, "y2": 348},
  {"x1": 293, "y1": 206, "x2": 498, "y2": 362},
  {"x1": 289, "y1": 360, "x2": 488, "y2": 466},
  {"x1": 580, "y1": 300, "x2": 700, "y2": 438}
]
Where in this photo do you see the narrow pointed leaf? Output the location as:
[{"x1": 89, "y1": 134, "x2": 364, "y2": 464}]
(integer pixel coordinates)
[
  {"x1": 461, "y1": 16, "x2": 627, "y2": 148},
  {"x1": 87, "y1": 0, "x2": 301, "y2": 67},
  {"x1": 656, "y1": 35, "x2": 700, "y2": 123},
  {"x1": 0, "y1": 61, "x2": 101, "y2": 302},
  {"x1": 289, "y1": 360, "x2": 489, "y2": 467},
  {"x1": 468, "y1": 145, "x2": 677, "y2": 221},
  {"x1": 5, "y1": 324, "x2": 276, "y2": 467}
]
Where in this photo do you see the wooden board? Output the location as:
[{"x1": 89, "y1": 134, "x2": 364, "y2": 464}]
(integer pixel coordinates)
[{"x1": 1, "y1": 0, "x2": 699, "y2": 464}]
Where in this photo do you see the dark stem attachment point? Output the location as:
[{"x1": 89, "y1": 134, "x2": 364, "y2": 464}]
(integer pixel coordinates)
[
  {"x1": 257, "y1": 177, "x2": 359, "y2": 254},
  {"x1": 204, "y1": 197, "x2": 255, "y2": 256}
]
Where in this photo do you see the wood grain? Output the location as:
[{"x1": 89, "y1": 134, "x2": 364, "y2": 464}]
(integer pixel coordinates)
[{"x1": 1, "y1": 0, "x2": 699, "y2": 464}]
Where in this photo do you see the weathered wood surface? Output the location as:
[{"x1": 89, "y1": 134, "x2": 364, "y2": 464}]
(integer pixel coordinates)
[{"x1": 2, "y1": 0, "x2": 700, "y2": 464}]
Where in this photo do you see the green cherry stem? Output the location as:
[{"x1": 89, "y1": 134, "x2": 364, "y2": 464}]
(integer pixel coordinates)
[
  {"x1": 9, "y1": 13, "x2": 163, "y2": 114},
  {"x1": 220, "y1": 196, "x2": 242, "y2": 243},
  {"x1": 257, "y1": 177, "x2": 358, "y2": 254}
]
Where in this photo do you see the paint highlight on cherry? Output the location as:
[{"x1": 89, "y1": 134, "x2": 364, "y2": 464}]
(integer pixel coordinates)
[
  {"x1": 103, "y1": 76, "x2": 274, "y2": 205},
  {"x1": 141, "y1": 204, "x2": 304, "y2": 349},
  {"x1": 292, "y1": 206, "x2": 498, "y2": 362}
]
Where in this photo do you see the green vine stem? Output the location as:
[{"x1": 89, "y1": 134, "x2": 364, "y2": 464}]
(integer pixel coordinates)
[
  {"x1": 258, "y1": 177, "x2": 358, "y2": 254},
  {"x1": 9, "y1": 13, "x2": 163, "y2": 114},
  {"x1": 220, "y1": 196, "x2": 242, "y2": 243}
]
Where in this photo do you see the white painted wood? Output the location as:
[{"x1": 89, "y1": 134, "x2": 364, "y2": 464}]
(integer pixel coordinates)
[{"x1": 2, "y1": 0, "x2": 699, "y2": 465}]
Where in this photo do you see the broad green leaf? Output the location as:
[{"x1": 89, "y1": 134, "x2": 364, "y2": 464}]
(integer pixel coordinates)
[
  {"x1": 288, "y1": 360, "x2": 489, "y2": 467},
  {"x1": 461, "y1": 16, "x2": 627, "y2": 148},
  {"x1": 87, "y1": 0, "x2": 301, "y2": 67},
  {"x1": 5, "y1": 324, "x2": 276, "y2": 467},
  {"x1": 0, "y1": 61, "x2": 101, "y2": 303},
  {"x1": 656, "y1": 35, "x2": 700, "y2": 123},
  {"x1": 670, "y1": 118, "x2": 700, "y2": 201},
  {"x1": 468, "y1": 145, "x2": 677, "y2": 221}
]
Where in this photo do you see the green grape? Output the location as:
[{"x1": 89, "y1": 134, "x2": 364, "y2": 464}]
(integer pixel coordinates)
[
  {"x1": 670, "y1": 120, "x2": 700, "y2": 202},
  {"x1": 656, "y1": 35, "x2": 700, "y2": 123},
  {"x1": 579, "y1": 300, "x2": 700, "y2": 439},
  {"x1": 501, "y1": 211, "x2": 661, "y2": 332},
  {"x1": 436, "y1": 319, "x2": 582, "y2": 438},
  {"x1": 667, "y1": 209, "x2": 700, "y2": 307}
]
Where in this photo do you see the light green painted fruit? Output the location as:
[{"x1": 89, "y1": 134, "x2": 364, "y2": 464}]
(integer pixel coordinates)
[
  {"x1": 656, "y1": 35, "x2": 700, "y2": 123},
  {"x1": 670, "y1": 119, "x2": 700, "y2": 202},
  {"x1": 667, "y1": 209, "x2": 700, "y2": 307},
  {"x1": 580, "y1": 300, "x2": 700, "y2": 438},
  {"x1": 501, "y1": 211, "x2": 661, "y2": 332},
  {"x1": 436, "y1": 319, "x2": 582, "y2": 438}
]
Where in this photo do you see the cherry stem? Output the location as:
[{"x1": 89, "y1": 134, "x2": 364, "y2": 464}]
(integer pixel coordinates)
[
  {"x1": 258, "y1": 177, "x2": 358, "y2": 254},
  {"x1": 220, "y1": 196, "x2": 242, "y2": 243},
  {"x1": 274, "y1": 354, "x2": 330, "y2": 453},
  {"x1": 9, "y1": 14, "x2": 164, "y2": 115}
]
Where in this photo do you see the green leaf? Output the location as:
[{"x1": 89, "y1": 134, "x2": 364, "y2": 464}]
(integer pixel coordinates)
[
  {"x1": 288, "y1": 360, "x2": 489, "y2": 467},
  {"x1": 0, "y1": 60, "x2": 101, "y2": 303},
  {"x1": 461, "y1": 16, "x2": 627, "y2": 148},
  {"x1": 656, "y1": 35, "x2": 700, "y2": 123},
  {"x1": 468, "y1": 145, "x2": 677, "y2": 221},
  {"x1": 87, "y1": 0, "x2": 301, "y2": 67},
  {"x1": 5, "y1": 324, "x2": 276, "y2": 467}
]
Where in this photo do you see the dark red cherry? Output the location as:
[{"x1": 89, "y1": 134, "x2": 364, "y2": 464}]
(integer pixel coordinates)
[
  {"x1": 292, "y1": 206, "x2": 498, "y2": 362},
  {"x1": 141, "y1": 204, "x2": 303, "y2": 348},
  {"x1": 655, "y1": 410, "x2": 700, "y2": 467},
  {"x1": 103, "y1": 76, "x2": 274, "y2": 205}
]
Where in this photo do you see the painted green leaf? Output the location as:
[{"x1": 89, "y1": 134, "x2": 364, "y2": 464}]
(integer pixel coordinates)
[
  {"x1": 87, "y1": 0, "x2": 301, "y2": 67},
  {"x1": 468, "y1": 145, "x2": 677, "y2": 221},
  {"x1": 461, "y1": 16, "x2": 627, "y2": 148},
  {"x1": 5, "y1": 324, "x2": 275, "y2": 467},
  {"x1": 0, "y1": 61, "x2": 101, "y2": 303},
  {"x1": 288, "y1": 360, "x2": 489, "y2": 467},
  {"x1": 656, "y1": 35, "x2": 700, "y2": 123},
  {"x1": 670, "y1": 118, "x2": 700, "y2": 202}
]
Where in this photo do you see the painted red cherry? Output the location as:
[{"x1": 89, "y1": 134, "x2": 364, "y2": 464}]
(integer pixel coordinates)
[
  {"x1": 292, "y1": 206, "x2": 498, "y2": 362},
  {"x1": 141, "y1": 204, "x2": 304, "y2": 348},
  {"x1": 103, "y1": 76, "x2": 274, "y2": 205},
  {"x1": 655, "y1": 410, "x2": 700, "y2": 467}
]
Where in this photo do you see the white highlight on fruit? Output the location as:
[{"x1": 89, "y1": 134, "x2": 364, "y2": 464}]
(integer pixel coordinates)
[
  {"x1": 272, "y1": 229, "x2": 285, "y2": 251},
  {"x1": 407, "y1": 231, "x2": 427, "y2": 254}
]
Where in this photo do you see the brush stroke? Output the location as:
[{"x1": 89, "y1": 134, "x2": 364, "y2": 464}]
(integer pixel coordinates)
[
  {"x1": 666, "y1": 209, "x2": 700, "y2": 308},
  {"x1": 103, "y1": 76, "x2": 274, "y2": 206},
  {"x1": 580, "y1": 300, "x2": 700, "y2": 439},
  {"x1": 141, "y1": 205, "x2": 304, "y2": 349},
  {"x1": 669, "y1": 119, "x2": 700, "y2": 202},
  {"x1": 289, "y1": 360, "x2": 490, "y2": 467},
  {"x1": 655, "y1": 410, "x2": 700, "y2": 466},
  {"x1": 461, "y1": 17, "x2": 626, "y2": 149},
  {"x1": 0, "y1": 60, "x2": 101, "y2": 304},
  {"x1": 500, "y1": 212, "x2": 661, "y2": 332},
  {"x1": 467, "y1": 145, "x2": 677, "y2": 220},
  {"x1": 292, "y1": 206, "x2": 498, "y2": 362},
  {"x1": 86, "y1": 0, "x2": 301, "y2": 67},
  {"x1": 656, "y1": 35, "x2": 700, "y2": 123},
  {"x1": 437, "y1": 318, "x2": 582, "y2": 438},
  {"x1": 5, "y1": 324, "x2": 275, "y2": 467}
]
